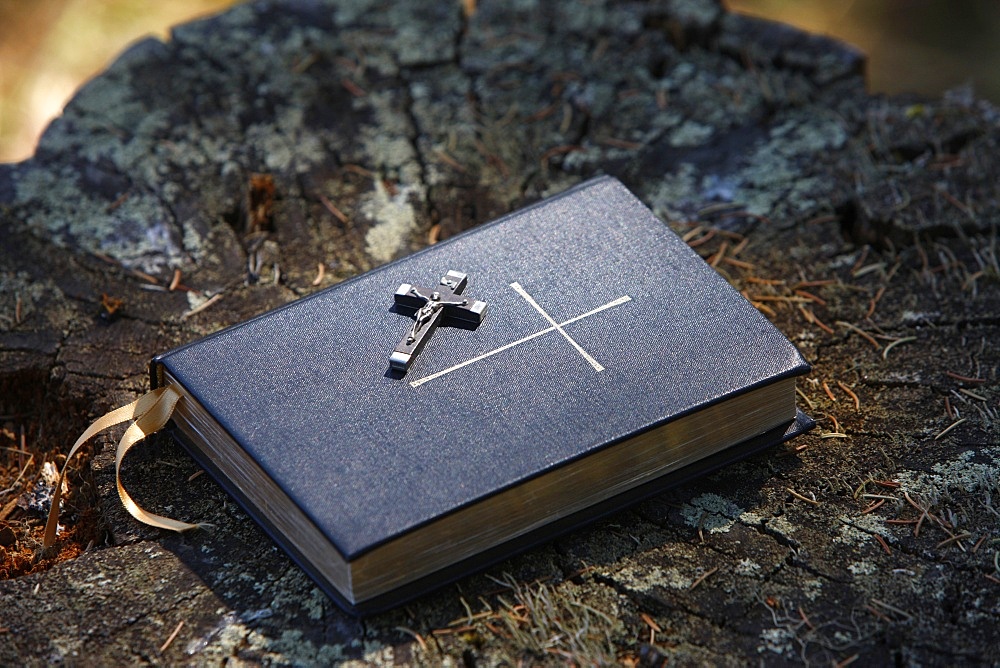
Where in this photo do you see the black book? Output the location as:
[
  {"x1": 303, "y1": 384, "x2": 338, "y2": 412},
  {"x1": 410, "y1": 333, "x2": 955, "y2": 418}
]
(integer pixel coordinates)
[{"x1": 151, "y1": 176, "x2": 812, "y2": 614}]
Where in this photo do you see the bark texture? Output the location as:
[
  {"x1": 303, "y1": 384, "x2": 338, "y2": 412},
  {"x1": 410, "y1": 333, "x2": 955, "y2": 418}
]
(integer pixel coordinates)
[{"x1": 1, "y1": 0, "x2": 998, "y2": 664}]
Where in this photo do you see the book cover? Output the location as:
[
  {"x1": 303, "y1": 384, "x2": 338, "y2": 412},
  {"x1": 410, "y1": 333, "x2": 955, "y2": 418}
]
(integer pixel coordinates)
[{"x1": 151, "y1": 176, "x2": 812, "y2": 613}]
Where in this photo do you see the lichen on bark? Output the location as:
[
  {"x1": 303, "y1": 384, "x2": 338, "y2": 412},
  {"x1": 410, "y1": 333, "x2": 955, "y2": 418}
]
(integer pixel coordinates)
[{"x1": 1, "y1": 0, "x2": 998, "y2": 664}]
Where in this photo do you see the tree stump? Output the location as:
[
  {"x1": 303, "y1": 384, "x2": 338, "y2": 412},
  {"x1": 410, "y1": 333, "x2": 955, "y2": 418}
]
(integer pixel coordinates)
[{"x1": 1, "y1": 0, "x2": 998, "y2": 664}]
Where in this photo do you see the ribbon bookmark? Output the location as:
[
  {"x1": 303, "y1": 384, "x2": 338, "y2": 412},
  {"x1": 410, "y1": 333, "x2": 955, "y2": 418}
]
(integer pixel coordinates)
[{"x1": 43, "y1": 385, "x2": 208, "y2": 550}]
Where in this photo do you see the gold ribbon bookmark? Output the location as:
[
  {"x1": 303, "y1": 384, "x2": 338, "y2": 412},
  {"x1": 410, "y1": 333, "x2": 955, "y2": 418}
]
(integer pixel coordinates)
[{"x1": 43, "y1": 385, "x2": 208, "y2": 549}]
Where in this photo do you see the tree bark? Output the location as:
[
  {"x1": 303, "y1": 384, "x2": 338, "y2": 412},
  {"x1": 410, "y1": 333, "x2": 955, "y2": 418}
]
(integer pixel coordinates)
[{"x1": 1, "y1": 0, "x2": 997, "y2": 664}]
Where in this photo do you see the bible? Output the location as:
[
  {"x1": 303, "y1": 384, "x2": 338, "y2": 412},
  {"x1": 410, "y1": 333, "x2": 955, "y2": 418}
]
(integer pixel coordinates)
[{"x1": 149, "y1": 176, "x2": 812, "y2": 614}]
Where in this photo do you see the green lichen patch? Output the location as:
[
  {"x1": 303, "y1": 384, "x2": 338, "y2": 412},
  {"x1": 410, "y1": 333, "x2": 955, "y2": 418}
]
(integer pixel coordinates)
[{"x1": 680, "y1": 492, "x2": 746, "y2": 533}]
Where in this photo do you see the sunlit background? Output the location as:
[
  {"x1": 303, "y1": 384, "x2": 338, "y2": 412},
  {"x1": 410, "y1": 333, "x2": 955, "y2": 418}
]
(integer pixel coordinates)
[
  {"x1": 729, "y1": 0, "x2": 1000, "y2": 102},
  {"x1": 1, "y1": 0, "x2": 998, "y2": 163},
  {"x1": 0, "y1": 0, "x2": 240, "y2": 163}
]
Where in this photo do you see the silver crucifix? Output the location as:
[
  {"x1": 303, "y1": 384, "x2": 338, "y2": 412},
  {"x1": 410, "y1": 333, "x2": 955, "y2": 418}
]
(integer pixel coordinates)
[{"x1": 389, "y1": 270, "x2": 487, "y2": 372}]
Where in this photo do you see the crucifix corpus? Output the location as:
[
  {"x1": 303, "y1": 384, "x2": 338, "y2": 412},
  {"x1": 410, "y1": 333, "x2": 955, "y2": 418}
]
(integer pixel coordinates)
[{"x1": 390, "y1": 270, "x2": 487, "y2": 372}]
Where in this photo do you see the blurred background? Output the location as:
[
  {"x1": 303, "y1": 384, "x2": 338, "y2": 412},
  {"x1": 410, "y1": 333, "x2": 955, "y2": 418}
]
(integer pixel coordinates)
[
  {"x1": 728, "y1": 0, "x2": 1000, "y2": 101},
  {"x1": 1, "y1": 0, "x2": 998, "y2": 163},
  {"x1": 0, "y1": 0, "x2": 240, "y2": 163}
]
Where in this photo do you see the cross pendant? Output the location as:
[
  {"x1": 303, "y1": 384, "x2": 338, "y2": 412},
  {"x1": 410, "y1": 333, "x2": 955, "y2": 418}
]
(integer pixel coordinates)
[{"x1": 390, "y1": 270, "x2": 487, "y2": 372}]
